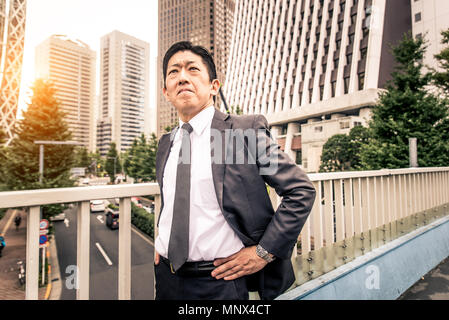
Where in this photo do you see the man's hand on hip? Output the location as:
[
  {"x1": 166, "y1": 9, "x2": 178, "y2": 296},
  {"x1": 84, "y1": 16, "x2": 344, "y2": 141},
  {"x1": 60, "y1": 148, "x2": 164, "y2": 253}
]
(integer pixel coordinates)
[{"x1": 211, "y1": 246, "x2": 267, "y2": 280}]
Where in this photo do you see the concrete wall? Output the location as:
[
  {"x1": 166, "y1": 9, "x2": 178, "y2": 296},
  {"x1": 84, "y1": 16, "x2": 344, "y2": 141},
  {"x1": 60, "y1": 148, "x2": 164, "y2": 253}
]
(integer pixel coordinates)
[{"x1": 277, "y1": 214, "x2": 449, "y2": 300}]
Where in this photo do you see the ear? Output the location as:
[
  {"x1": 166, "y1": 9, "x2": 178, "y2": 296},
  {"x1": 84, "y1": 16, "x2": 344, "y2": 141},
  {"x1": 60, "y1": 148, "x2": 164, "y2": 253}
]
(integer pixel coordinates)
[
  {"x1": 210, "y1": 79, "x2": 220, "y2": 96},
  {"x1": 162, "y1": 87, "x2": 170, "y2": 102}
]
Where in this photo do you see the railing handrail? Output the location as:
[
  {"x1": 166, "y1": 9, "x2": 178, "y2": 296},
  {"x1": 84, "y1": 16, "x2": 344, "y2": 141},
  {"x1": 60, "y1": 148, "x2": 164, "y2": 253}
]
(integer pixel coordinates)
[
  {"x1": 307, "y1": 167, "x2": 449, "y2": 182},
  {"x1": 0, "y1": 182, "x2": 160, "y2": 209}
]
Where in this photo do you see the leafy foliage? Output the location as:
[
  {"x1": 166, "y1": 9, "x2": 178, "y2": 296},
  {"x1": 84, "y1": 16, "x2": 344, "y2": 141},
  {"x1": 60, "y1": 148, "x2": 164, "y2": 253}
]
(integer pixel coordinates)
[
  {"x1": 320, "y1": 125, "x2": 371, "y2": 172},
  {"x1": 3, "y1": 79, "x2": 76, "y2": 190},
  {"x1": 123, "y1": 133, "x2": 158, "y2": 182},
  {"x1": 1, "y1": 79, "x2": 75, "y2": 219},
  {"x1": 360, "y1": 33, "x2": 449, "y2": 169},
  {"x1": 105, "y1": 142, "x2": 122, "y2": 183}
]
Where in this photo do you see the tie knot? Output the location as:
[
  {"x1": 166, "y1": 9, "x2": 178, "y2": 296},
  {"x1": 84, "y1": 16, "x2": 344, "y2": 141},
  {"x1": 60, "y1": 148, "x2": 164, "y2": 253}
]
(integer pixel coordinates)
[{"x1": 181, "y1": 123, "x2": 193, "y2": 135}]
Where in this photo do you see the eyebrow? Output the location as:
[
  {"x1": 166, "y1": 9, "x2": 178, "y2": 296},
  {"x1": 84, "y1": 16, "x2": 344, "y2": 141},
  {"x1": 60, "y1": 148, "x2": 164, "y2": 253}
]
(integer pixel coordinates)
[{"x1": 168, "y1": 60, "x2": 199, "y2": 69}]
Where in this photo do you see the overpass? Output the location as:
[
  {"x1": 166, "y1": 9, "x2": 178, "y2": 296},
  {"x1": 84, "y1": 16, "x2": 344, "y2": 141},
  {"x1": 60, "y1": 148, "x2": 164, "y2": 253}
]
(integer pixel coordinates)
[{"x1": 0, "y1": 167, "x2": 448, "y2": 300}]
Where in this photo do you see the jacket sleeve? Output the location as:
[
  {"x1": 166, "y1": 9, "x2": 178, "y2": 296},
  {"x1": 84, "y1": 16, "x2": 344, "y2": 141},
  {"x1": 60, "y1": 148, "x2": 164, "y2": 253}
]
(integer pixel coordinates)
[{"x1": 254, "y1": 115, "x2": 316, "y2": 260}]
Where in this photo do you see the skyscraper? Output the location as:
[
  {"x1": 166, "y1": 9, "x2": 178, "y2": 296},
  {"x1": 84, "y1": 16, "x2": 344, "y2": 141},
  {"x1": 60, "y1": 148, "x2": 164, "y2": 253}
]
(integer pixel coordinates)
[
  {"x1": 157, "y1": 0, "x2": 235, "y2": 136},
  {"x1": 96, "y1": 30, "x2": 150, "y2": 156},
  {"x1": 35, "y1": 35, "x2": 96, "y2": 151},
  {"x1": 224, "y1": 0, "x2": 412, "y2": 172},
  {"x1": 0, "y1": 0, "x2": 27, "y2": 145}
]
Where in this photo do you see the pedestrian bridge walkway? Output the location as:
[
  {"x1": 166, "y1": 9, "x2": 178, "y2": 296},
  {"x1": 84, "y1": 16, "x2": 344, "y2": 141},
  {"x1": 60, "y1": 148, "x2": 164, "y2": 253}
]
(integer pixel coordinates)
[{"x1": 0, "y1": 167, "x2": 448, "y2": 300}]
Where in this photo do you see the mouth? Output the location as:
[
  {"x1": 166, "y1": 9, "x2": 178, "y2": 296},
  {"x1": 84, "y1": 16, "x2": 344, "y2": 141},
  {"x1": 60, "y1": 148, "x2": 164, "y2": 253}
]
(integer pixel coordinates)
[{"x1": 177, "y1": 88, "x2": 193, "y2": 95}]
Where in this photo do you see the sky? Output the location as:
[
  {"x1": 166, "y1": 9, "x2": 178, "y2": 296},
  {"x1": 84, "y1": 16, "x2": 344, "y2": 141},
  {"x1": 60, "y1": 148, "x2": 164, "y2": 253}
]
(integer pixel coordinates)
[{"x1": 18, "y1": 0, "x2": 159, "y2": 118}]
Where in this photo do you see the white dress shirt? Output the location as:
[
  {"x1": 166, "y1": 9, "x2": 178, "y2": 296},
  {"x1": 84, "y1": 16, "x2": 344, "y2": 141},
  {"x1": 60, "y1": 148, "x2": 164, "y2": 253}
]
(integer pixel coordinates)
[{"x1": 155, "y1": 105, "x2": 244, "y2": 261}]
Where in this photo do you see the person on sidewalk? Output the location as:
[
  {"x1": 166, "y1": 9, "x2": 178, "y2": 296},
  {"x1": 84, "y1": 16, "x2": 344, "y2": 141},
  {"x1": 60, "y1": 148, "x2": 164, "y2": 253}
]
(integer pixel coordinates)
[
  {"x1": 0, "y1": 235, "x2": 5, "y2": 257},
  {"x1": 14, "y1": 214, "x2": 21, "y2": 231}
]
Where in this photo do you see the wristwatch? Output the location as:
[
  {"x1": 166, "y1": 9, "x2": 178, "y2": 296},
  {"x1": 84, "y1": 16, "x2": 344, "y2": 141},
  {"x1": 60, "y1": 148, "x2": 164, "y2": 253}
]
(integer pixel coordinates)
[{"x1": 256, "y1": 244, "x2": 276, "y2": 263}]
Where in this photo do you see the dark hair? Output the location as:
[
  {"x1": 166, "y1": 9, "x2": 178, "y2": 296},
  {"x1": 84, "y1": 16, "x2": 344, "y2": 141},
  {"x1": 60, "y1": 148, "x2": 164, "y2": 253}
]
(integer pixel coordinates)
[{"x1": 162, "y1": 41, "x2": 217, "y2": 88}]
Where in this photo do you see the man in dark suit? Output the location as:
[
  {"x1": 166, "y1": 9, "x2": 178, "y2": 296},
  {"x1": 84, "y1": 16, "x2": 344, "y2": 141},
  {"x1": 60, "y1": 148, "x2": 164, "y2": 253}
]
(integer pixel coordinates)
[{"x1": 154, "y1": 41, "x2": 316, "y2": 300}]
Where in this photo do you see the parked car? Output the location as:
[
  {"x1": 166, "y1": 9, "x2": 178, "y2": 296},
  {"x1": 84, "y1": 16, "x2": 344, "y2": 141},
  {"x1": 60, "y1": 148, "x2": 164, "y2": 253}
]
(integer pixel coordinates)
[
  {"x1": 90, "y1": 200, "x2": 106, "y2": 213},
  {"x1": 49, "y1": 212, "x2": 66, "y2": 222},
  {"x1": 105, "y1": 208, "x2": 119, "y2": 230}
]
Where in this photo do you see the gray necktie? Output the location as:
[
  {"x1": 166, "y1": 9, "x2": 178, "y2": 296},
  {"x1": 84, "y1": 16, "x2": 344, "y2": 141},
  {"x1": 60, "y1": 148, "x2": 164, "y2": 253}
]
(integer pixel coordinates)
[{"x1": 168, "y1": 123, "x2": 193, "y2": 272}]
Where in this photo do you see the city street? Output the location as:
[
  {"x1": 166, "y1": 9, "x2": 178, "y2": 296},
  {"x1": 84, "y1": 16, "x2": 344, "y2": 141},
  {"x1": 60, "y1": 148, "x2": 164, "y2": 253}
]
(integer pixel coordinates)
[{"x1": 54, "y1": 203, "x2": 154, "y2": 300}]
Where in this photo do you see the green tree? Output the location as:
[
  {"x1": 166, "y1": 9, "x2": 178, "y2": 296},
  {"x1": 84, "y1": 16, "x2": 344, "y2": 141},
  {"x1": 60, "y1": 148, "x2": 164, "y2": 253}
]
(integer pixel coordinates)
[
  {"x1": 73, "y1": 146, "x2": 90, "y2": 169},
  {"x1": 3, "y1": 79, "x2": 76, "y2": 190},
  {"x1": 105, "y1": 142, "x2": 122, "y2": 183},
  {"x1": 360, "y1": 33, "x2": 449, "y2": 169},
  {"x1": 2, "y1": 79, "x2": 75, "y2": 220},
  {"x1": 229, "y1": 105, "x2": 243, "y2": 115},
  {"x1": 432, "y1": 29, "x2": 449, "y2": 95},
  {"x1": 123, "y1": 133, "x2": 158, "y2": 182},
  {"x1": 319, "y1": 134, "x2": 352, "y2": 172}
]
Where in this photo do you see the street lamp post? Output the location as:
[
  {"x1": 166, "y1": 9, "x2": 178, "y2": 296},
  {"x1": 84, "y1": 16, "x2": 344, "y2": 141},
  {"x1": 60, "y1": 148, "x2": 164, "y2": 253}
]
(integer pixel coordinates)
[{"x1": 34, "y1": 140, "x2": 81, "y2": 183}]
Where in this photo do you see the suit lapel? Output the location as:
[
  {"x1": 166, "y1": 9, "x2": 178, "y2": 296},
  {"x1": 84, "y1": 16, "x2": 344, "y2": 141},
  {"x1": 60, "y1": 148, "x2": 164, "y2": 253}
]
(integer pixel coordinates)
[
  {"x1": 156, "y1": 128, "x2": 178, "y2": 226},
  {"x1": 210, "y1": 109, "x2": 231, "y2": 213},
  {"x1": 156, "y1": 128, "x2": 178, "y2": 188}
]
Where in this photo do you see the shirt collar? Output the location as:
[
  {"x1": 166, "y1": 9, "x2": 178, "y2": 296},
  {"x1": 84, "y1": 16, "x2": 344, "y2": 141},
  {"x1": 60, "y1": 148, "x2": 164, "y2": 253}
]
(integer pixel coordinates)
[{"x1": 179, "y1": 105, "x2": 215, "y2": 136}]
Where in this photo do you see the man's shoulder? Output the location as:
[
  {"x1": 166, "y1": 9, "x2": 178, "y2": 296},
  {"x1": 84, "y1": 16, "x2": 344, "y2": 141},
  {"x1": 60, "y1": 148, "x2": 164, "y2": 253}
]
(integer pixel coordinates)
[{"x1": 228, "y1": 113, "x2": 267, "y2": 129}]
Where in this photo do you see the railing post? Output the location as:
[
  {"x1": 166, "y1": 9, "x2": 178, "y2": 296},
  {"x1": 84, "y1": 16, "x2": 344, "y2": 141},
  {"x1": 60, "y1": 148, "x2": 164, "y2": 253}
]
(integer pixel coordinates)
[
  {"x1": 118, "y1": 197, "x2": 131, "y2": 300},
  {"x1": 26, "y1": 206, "x2": 40, "y2": 300},
  {"x1": 76, "y1": 201, "x2": 90, "y2": 300}
]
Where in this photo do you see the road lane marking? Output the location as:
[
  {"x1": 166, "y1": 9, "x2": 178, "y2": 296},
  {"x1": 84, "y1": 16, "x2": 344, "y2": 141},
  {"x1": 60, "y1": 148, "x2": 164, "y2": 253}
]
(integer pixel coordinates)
[
  {"x1": 95, "y1": 242, "x2": 113, "y2": 266},
  {"x1": 97, "y1": 215, "x2": 104, "y2": 224}
]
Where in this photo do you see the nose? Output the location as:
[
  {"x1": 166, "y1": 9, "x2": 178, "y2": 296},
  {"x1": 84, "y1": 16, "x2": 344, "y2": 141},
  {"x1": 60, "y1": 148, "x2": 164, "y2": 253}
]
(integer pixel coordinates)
[{"x1": 178, "y1": 68, "x2": 189, "y2": 85}]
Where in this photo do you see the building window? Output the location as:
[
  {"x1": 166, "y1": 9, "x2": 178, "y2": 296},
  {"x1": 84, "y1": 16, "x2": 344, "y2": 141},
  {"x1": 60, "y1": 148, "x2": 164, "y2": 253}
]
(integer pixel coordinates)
[
  {"x1": 295, "y1": 150, "x2": 302, "y2": 165},
  {"x1": 340, "y1": 121, "x2": 350, "y2": 129},
  {"x1": 315, "y1": 126, "x2": 323, "y2": 133},
  {"x1": 344, "y1": 77, "x2": 350, "y2": 94},
  {"x1": 415, "y1": 12, "x2": 421, "y2": 22},
  {"x1": 354, "y1": 121, "x2": 362, "y2": 127},
  {"x1": 358, "y1": 72, "x2": 365, "y2": 90},
  {"x1": 331, "y1": 81, "x2": 336, "y2": 97}
]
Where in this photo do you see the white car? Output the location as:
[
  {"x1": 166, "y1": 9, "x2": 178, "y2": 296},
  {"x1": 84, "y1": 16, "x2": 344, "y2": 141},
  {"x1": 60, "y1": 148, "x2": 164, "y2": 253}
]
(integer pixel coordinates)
[{"x1": 90, "y1": 200, "x2": 106, "y2": 213}]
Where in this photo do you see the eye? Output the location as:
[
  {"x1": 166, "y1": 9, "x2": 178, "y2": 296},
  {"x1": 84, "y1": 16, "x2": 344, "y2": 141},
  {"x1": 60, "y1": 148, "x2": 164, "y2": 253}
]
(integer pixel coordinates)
[
  {"x1": 189, "y1": 66, "x2": 199, "y2": 71},
  {"x1": 168, "y1": 69, "x2": 177, "y2": 75}
]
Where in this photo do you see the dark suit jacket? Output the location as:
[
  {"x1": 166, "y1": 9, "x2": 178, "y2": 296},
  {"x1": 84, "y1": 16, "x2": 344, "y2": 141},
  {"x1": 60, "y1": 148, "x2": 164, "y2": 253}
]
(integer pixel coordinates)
[{"x1": 155, "y1": 108, "x2": 316, "y2": 300}]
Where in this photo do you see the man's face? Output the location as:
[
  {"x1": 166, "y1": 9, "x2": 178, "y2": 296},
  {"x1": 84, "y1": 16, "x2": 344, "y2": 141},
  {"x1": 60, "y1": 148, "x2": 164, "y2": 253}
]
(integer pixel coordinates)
[{"x1": 163, "y1": 50, "x2": 220, "y2": 121}]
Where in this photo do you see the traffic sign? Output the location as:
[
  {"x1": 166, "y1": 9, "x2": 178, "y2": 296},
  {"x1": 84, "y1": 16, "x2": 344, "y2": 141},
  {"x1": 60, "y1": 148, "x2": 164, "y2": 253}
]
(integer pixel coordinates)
[
  {"x1": 39, "y1": 229, "x2": 49, "y2": 235},
  {"x1": 40, "y1": 219, "x2": 49, "y2": 230},
  {"x1": 39, "y1": 234, "x2": 48, "y2": 245}
]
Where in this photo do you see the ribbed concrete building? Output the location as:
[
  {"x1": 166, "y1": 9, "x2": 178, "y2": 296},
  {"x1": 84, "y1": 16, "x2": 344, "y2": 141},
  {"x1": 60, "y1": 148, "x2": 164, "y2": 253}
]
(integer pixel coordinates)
[
  {"x1": 0, "y1": 0, "x2": 27, "y2": 145},
  {"x1": 96, "y1": 30, "x2": 150, "y2": 156},
  {"x1": 411, "y1": 0, "x2": 449, "y2": 72},
  {"x1": 157, "y1": 0, "x2": 235, "y2": 136},
  {"x1": 224, "y1": 0, "x2": 412, "y2": 172},
  {"x1": 35, "y1": 35, "x2": 96, "y2": 151}
]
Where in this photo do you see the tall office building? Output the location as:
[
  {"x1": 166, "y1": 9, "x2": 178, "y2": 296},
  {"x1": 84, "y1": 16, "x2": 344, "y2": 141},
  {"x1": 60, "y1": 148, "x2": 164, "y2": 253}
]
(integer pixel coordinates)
[
  {"x1": 96, "y1": 30, "x2": 150, "y2": 156},
  {"x1": 35, "y1": 35, "x2": 96, "y2": 151},
  {"x1": 411, "y1": 0, "x2": 449, "y2": 72},
  {"x1": 224, "y1": 0, "x2": 412, "y2": 172},
  {"x1": 0, "y1": 0, "x2": 27, "y2": 145},
  {"x1": 157, "y1": 0, "x2": 235, "y2": 136}
]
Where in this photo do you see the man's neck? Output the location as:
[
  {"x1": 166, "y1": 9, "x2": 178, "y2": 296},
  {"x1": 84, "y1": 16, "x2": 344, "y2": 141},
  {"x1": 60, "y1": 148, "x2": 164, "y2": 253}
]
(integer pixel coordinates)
[{"x1": 179, "y1": 102, "x2": 214, "y2": 123}]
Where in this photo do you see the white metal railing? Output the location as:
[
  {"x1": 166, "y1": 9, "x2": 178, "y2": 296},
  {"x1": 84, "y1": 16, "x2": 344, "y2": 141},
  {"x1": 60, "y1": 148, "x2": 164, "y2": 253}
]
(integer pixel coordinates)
[
  {"x1": 0, "y1": 183, "x2": 160, "y2": 300},
  {"x1": 0, "y1": 167, "x2": 448, "y2": 299},
  {"x1": 270, "y1": 167, "x2": 449, "y2": 288}
]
